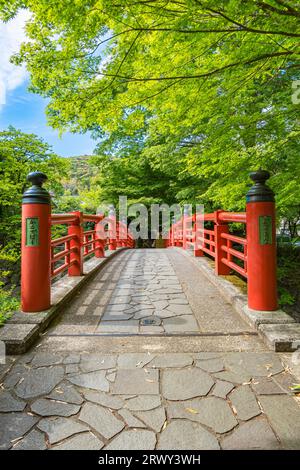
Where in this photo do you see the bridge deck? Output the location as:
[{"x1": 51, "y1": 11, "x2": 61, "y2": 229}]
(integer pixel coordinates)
[
  {"x1": 1, "y1": 249, "x2": 300, "y2": 450},
  {"x1": 47, "y1": 248, "x2": 256, "y2": 339}
]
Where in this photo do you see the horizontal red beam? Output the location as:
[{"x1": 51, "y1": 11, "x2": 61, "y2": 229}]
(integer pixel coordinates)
[
  {"x1": 221, "y1": 258, "x2": 248, "y2": 278},
  {"x1": 51, "y1": 214, "x2": 78, "y2": 225},
  {"x1": 221, "y1": 245, "x2": 246, "y2": 262},
  {"x1": 221, "y1": 232, "x2": 247, "y2": 245},
  {"x1": 51, "y1": 234, "x2": 75, "y2": 247},
  {"x1": 82, "y1": 214, "x2": 103, "y2": 223},
  {"x1": 218, "y1": 211, "x2": 246, "y2": 223},
  {"x1": 51, "y1": 260, "x2": 76, "y2": 278}
]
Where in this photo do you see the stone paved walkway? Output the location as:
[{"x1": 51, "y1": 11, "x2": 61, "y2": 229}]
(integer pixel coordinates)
[{"x1": 0, "y1": 248, "x2": 300, "y2": 450}]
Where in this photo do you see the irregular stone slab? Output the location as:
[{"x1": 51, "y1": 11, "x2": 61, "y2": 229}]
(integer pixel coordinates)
[
  {"x1": 102, "y1": 312, "x2": 133, "y2": 321},
  {"x1": 112, "y1": 369, "x2": 159, "y2": 395},
  {"x1": 214, "y1": 370, "x2": 252, "y2": 384},
  {"x1": 12, "y1": 429, "x2": 47, "y2": 450},
  {"x1": 125, "y1": 395, "x2": 161, "y2": 411},
  {"x1": 107, "y1": 372, "x2": 116, "y2": 382},
  {"x1": 118, "y1": 409, "x2": 146, "y2": 428},
  {"x1": 63, "y1": 354, "x2": 81, "y2": 364},
  {"x1": 155, "y1": 288, "x2": 183, "y2": 295},
  {"x1": 80, "y1": 354, "x2": 116, "y2": 372},
  {"x1": 163, "y1": 315, "x2": 199, "y2": 333},
  {"x1": 259, "y1": 395, "x2": 300, "y2": 449},
  {"x1": 212, "y1": 381, "x2": 235, "y2": 399},
  {"x1": 224, "y1": 352, "x2": 284, "y2": 377},
  {"x1": 168, "y1": 397, "x2": 237, "y2": 434},
  {"x1": 272, "y1": 372, "x2": 295, "y2": 393},
  {"x1": 193, "y1": 352, "x2": 224, "y2": 360},
  {"x1": 0, "y1": 391, "x2": 26, "y2": 412},
  {"x1": 134, "y1": 407, "x2": 166, "y2": 432},
  {"x1": 66, "y1": 364, "x2": 79, "y2": 374},
  {"x1": 15, "y1": 366, "x2": 64, "y2": 399},
  {"x1": 133, "y1": 310, "x2": 155, "y2": 320},
  {"x1": 149, "y1": 294, "x2": 169, "y2": 301},
  {"x1": 251, "y1": 377, "x2": 287, "y2": 395},
  {"x1": 152, "y1": 301, "x2": 169, "y2": 310},
  {"x1": 108, "y1": 296, "x2": 131, "y2": 305},
  {"x1": 157, "y1": 420, "x2": 220, "y2": 450},
  {"x1": 166, "y1": 304, "x2": 193, "y2": 315},
  {"x1": 169, "y1": 299, "x2": 189, "y2": 305},
  {"x1": 83, "y1": 390, "x2": 124, "y2": 409},
  {"x1": 67, "y1": 371, "x2": 109, "y2": 392},
  {"x1": 221, "y1": 418, "x2": 281, "y2": 450},
  {"x1": 162, "y1": 368, "x2": 214, "y2": 400},
  {"x1": 149, "y1": 353, "x2": 193, "y2": 369},
  {"x1": 105, "y1": 429, "x2": 156, "y2": 450},
  {"x1": 0, "y1": 412, "x2": 38, "y2": 450},
  {"x1": 31, "y1": 399, "x2": 80, "y2": 417},
  {"x1": 79, "y1": 402, "x2": 124, "y2": 439},
  {"x1": 114, "y1": 289, "x2": 132, "y2": 297},
  {"x1": 31, "y1": 353, "x2": 63, "y2": 367},
  {"x1": 154, "y1": 310, "x2": 178, "y2": 319},
  {"x1": 117, "y1": 353, "x2": 155, "y2": 369},
  {"x1": 52, "y1": 432, "x2": 104, "y2": 450},
  {"x1": 38, "y1": 417, "x2": 89, "y2": 445},
  {"x1": 3, "y1": 365, "x2": 26, "y2": 389},
  {"x1": 196, "y1": 358, "x2": 224, "y2": 373},
  {"x1": 229, "y1": 386, "x2": 261, "y2": 421},
  {"x1": 47, "y1": 383, "x2": 83, "y2": 405}
]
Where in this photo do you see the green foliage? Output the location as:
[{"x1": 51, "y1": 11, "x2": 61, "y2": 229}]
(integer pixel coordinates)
[
  {"x1": 0, "y1": 2, "x2": 299, "y2": 317},
  {"x1": 0, "y1": 126, "x2": 69, "y2": 249},
  {"x1": 1, "y1": 1, "x2": 298, "y2": 219},
  {"x1": 0, "y1": 127, "x2": 68, "y2": 324},
  {"x1": 277, "y1": 243, "x2": 300, "y2": 316}
]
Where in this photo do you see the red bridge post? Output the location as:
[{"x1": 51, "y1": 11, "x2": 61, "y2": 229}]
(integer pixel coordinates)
[
  {"x1": 108, "y1": 207, "x2": 117, "y2": 250},
  {"x1": 246, "y1": 170, "x2": 278, "y2": 311},
  {"x1": 21, "y1": 172, "x2": 51, "y2": 312},
  {"x1": 214, "y1": 210, "x2": 231, "y2": 275},
  {"x1": 95, "y1": 213, "x2": 105, "y2": 258},
  {"x1": 68, "y1": 211, "x2": 83, "y2": 276}
]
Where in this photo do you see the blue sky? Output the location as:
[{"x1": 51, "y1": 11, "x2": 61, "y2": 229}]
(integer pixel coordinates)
[
  {"x1": 0, "y1": 81, "x2": 96, "y2": 157},
  {"x1": 0, "y1": 11, "x2": 96, "y2": 157}
]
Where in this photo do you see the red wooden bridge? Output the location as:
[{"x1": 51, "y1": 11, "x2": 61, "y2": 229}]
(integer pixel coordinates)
[{"x1": 21, "y1": 170, "x2": 277, "y2": 315}]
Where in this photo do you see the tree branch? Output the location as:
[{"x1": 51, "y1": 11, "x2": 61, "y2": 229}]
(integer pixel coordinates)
[{"x1": 98, "y1": 51, "x2": 296, "y2": 82}]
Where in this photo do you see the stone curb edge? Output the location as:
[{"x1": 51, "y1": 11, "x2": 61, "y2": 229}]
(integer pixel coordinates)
[
  {"x1": 172, "y1": 247, "x2": 300, "y2": 352},
  {"x1": 0, "y1": 248, "x2": 129, "y2": 355}
]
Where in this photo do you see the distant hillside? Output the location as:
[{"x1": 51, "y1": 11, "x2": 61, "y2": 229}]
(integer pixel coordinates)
[{"x1": 64, "y1": 155, "x2": 98, "y2": 195}]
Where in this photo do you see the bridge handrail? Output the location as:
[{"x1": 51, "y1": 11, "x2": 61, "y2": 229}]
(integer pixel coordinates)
[
  {"x1": 21, "y1": 173, "x2": 135, "y2": 312},
  {"x1": 50, "y1": 211, "x2": 134, "y2": 280},
  {"x1": 168, "y1": 170, "x2": 277, "y2": 312}
]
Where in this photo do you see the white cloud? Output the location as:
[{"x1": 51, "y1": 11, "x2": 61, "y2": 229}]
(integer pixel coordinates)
[{"x1": 0, "y1": 10, "x2": 31, "y2": 107}]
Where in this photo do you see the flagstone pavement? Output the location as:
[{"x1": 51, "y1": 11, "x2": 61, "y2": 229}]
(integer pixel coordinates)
[{"x1": 0, "y1": 249, "x2": 300, "y2": 450}]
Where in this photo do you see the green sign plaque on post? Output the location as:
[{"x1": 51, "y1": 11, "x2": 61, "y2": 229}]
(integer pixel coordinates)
[
  {"x1": 26, "y1": 217, "x2": 39, "y2": 246},
  {"x1": 259, "y1": 215, "x2": 272, "y2": 245}
]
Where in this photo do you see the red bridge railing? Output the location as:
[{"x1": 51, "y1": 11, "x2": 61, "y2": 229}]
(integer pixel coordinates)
[
  {"x1": 21, "y1": 170, "x2": 278, "y2": 313},
  {"x1": 167, "y1": 170, "x2": 278, "y2": 312},
  {"x1": 169, "y1": 211, "x2": 248, "y2": 278},
  {"x1": 21, "y1": 173, "x2": 134, "y2": 312},
  {"x1": 50, "y1": 213, "x2": 133, "y2": 279}
]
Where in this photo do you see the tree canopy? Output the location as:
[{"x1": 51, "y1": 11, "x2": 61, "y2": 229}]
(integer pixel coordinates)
[{"x1": 1, "y1": 1, "x2": 299, "y2": 217}]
